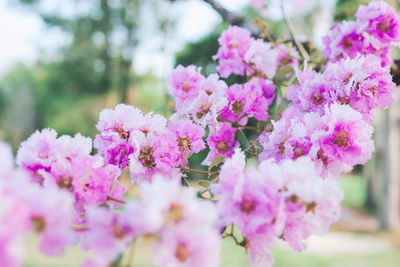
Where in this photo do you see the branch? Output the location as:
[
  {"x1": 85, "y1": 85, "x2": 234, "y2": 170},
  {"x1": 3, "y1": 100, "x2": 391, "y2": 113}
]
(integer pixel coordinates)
[
  {"x1": 280, "y1": 0, "x2": 310, "y2": 61},
  {"x1": 201, "y1": 0, "x2": 258, "y2": 32},
  {"x1": 107, "y1": 196, "x2": 126, "y2": 204}
]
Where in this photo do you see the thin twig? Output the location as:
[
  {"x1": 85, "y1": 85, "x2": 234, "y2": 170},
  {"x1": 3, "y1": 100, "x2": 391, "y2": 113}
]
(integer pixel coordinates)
[
  {"x1": 72, "y1": 224, "x2": 89, "y2": 231},
  {"x1": 218, "y1": 116, "x2": 265, "y2": 131},
  {"x1": 180, "y1": 167, "x2": 219, "y2": 176},
  {"x1": 280, "y1": 0, "x2": 310, "y2": 61},
  {"x1": 126, "y1": 238, "x2": 136, "y2": 267},
  {"x1": 107, "y1": 196, "x2": 126, "y2": 204}
]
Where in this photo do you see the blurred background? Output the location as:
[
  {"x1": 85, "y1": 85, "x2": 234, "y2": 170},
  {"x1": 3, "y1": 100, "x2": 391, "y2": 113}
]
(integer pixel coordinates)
[{"x1": 2, "y1": 0, "x2": 400, "y2": 266}]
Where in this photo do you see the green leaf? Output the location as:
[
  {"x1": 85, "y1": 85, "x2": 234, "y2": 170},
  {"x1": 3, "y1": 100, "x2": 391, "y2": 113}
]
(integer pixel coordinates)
[
  {"x1": 275, "y1": 65, "x2": 293, "y2": 82},
  {"x1": 235, "y1": 129, "x2": 249, "y2": 150},
  {"x1": 197, "y1": 192, "x2": 205, "y2": 199},
  {"x1": 111, "y1": 254, "x2": 123, "y2": 266},
  {"x1": 198, "y1": 180, "x2": 211, "y2": 188},
  {"x1": 208, "y1": 155, "x2": 225, "y2": 172},
  {"x1": 181, "y1": 177, "x2": 189, "y2": 187},
  {"x1": 268, "y1": 95, "x2": 278, "y2": 116},
  {"x1": 183, "y1": 152, "x2": 194, "y2": 162}
]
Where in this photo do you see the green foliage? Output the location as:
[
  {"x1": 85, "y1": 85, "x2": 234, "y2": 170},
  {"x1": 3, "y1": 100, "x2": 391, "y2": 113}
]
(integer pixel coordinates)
[{"x1": 334, "y1": 0, "x2": 369, "y2": 22}]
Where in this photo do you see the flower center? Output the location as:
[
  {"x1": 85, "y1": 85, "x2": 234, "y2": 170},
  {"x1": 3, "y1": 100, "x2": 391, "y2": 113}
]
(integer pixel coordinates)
[
  {"x1": 311, "y1": 92, "x2": 324, "y2": 105},
  {"x1": 57, "y1": 176, "x2": 73, "y2": 190},
  {"x1": 178, "y1": 137, "x2": 191, "y2": 151},
  {"x1": 168, "y1": 203, "x2": 184, "y2": 223},
  {"x1": 196, "y1": 103, "x2": 211, "y2": 119},
  {"x1": 333, "y1": 130, "x2": 350, "y2": 148},
  {"x1": 231, "y1": 100, "x2": 244, "y2": 114},
  {"x1": 240, "y1": 195, "x2": 255, "y2": 214},
  {"x1": 342, "y1": 36, "x2": 353, "y2": 49},
  {"x1": 175, "y1": 243, "x2": 191, "y2": 262},
  {"x1": 343, "y1": 73, "x2": 352, "y2": 84},
  {"x1": 182, "y1": 81, "x2": 191, "y2": 92},
  {"x1": 111, "y1": 220, "x2": 125, "y2": 239},
  {"x1": 337, "y1": 96, "x2": 350, "y2": 105},
  {"x1": 317, "y1": 148, "x2": 329, "y2": 166},
  {"x1": 138, "y1": 146, "x2": 156, "y2": 170},
  {"x1": 369, "y1": 86, "x2": 378, "y2": 96},
  {"x1": 116, "y1": 127, "x2": 130, "y2": 140},
  {"x1": 32, "y1": 216, "x2": 46, "y2": 233},
  {"x1": 293, "y1": 145, "x2": 304, "y2": 159},
  {"x1": 379, "y1": 17, "x2": 390, "y2": 33},
  {"x1": 216, "y1": 141, "x2": 229, "y2": 154}
]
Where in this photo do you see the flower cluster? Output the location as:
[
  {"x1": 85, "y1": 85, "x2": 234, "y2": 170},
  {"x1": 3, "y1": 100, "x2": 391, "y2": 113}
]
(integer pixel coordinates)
[
  {"x1": 16, "y1": 129, "x2": 125, "y2": 223},
  {"x1": 94, "y1": 104, "x2": 207, "y2": 184},
  {"x1": 82, "y1": 177, "x2": 221, "y2": 267},
  {"x1": 1, "y1": 1, "x2": 400, "y2": 267},
  {"x1": 323, "y1": 1, "x2": 400, "y2": 66},
  {"x1": 1, "y1": 142, "x2": 76, "y2": 262},
  {"x1": 213, "y1": 149, "x2": 343, "y2": 266}
]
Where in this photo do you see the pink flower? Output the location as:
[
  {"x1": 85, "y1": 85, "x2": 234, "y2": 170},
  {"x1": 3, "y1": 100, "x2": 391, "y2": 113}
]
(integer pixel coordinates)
[
  {"x1": 0, "y1": 170, "x2": 30, "y2": 267},
  {"x1": 139, "y1": 177, "x2": 221, "y2": 267},
  {"x1": 258, "y1": 106, "x2": 316, "y2": 162},
  {"x1": 286, "y1": 68, "x2": 332, "y2": 114},
  {"x1": 214, "y1": 149, "x2": 285, "y2": 239},
  {"x1": 275, "y1": 43, "x2": 299, "y2": 68},
  {"x1": 244, "y1": 39, "x2": 278, "y2": 79},
  {"x1": 70, "y1": 155, "x2": 125, "y2": 207},
  {"x1": 214, "y1": 26, "x2": 255, "y2": 78},
  {"x1": 219, "y1": 79, "x2": 273, "y2": 123},
  {"x1": 168, "y1": 65, "x2": 205, "y2": 111},
  {"x1": 325, "y1": 54, "x2": 396, "y2": 121},
  {"x1": 261, "y1": 157, "x2": 343, "y2": 251},
  {"x1": 16, "y1": 128, "x2": 58, "y2": 178},
  {"x1": 129, "y1": 131, "x2": 182, "y2": 184},
  {"x1": 203, "y1": 122, "x2": 238, "y2": 165},
  {"x1": 323, "y1": 21, "x2": 366, "y2": 62},
  {"x1": 94, "y1": 104, "x2": 144, "y2": 169},
  {"x1": 356, "y1": 1, "x2": 400, "y2": 44},
  {"x1": 153, "y1": 221, "x2": 221, "y2": 267},
  {"x1": 310, "y1": 103, "x2": 374, "y2": 177},
  {"x1": 167, "y1": 118, "x2": 206, "y2": 165},
  {"x1": 82, "y1": 204, "x2": 142, "y2": 266},
  {"x1": 16, "y1": 184, "x2": 76, "y2": 255},
  {"x1": 170, "y1": 74, "x2": 228, "y2": 128}
]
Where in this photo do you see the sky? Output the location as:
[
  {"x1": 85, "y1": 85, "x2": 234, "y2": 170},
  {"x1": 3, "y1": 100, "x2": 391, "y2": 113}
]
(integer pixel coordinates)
[
  {"x1": 0, "y1": 0, "x2": 333, "y2": 77},
  {"x1": 0, "y1": 0, "x2": 248, "y2": 76}
]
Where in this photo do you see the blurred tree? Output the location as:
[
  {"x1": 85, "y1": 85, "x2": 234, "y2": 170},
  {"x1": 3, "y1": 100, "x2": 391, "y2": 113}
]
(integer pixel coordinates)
[{"x1": 14, "y1": 0, "x2": 158, "y2": 102}]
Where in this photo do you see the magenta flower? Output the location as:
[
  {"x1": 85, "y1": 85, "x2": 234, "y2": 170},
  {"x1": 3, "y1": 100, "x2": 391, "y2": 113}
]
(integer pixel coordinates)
[
  {"x1": 153, "y1": 221, "x2": 221, "y2": 267},
  {"x1": 286, "y1": 68, "x2": 332, "y2": 114},
  {"x1": 168, "y1": 65, "x2": 205, "y2": 111},
  {"x1": 167, "y1": 118, "x2": 206, "y2": 166},
  {"x1": 325, "y1": 54, "x2": 396, "y2": 121},
  {"x1": 129, "y1": 131, "x2": 182, "y2": 184},
  {"x1": 203, "y1": 122, "x2": 238, "y2": 165},
  {"x1": 18, "y1": 184, "x2": 76, "y2": 255},
  {"x1": 244, "y1": 39, "x2": 278, "y2": 79},
  {"x1": 214, "y1": 26, "x2": 254, "y2": 78},
  {"x1": 356, "y1": 1, "x2": 400, "y2": 44},
  {"x1": 310, "y1": 103, "x2": 374, "y2": 177}
]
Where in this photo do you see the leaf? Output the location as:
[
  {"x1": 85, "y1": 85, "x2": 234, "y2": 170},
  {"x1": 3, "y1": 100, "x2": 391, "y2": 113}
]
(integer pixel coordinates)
[
  {"x1": 183, "y1": 152, "x2": 194, "y2": 163},
  {"x1": 181, "y1": 177, "x2": 189, "y2": 187},
  {"x1": 275, "y1": 65, "x2": 293, "y2": 82},
  {"x1": 235, "y1": 129, "x2": 249, "y2": 150},
  {"x1": 196, "y1": 192, "x2": 205, "y2": 199},
  {"x1": 198, "y1": 180, "x2": 211, "y2": 188},
  {"x1": 111, "y1": 254, "x2": 123, "y2": 267},
  {"x1": 268, "y1": 95, "x2": 278, "y2": 116},
  {"x1": 208, "y1": 155, "x2": 225, "y2": 172}
]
